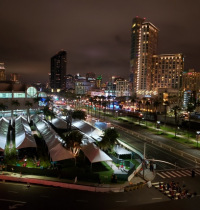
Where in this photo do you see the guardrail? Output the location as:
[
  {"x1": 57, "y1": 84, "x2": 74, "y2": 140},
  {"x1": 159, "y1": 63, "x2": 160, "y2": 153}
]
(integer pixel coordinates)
[{"x1": 113, "y1": 123, "x2": 200, "y2": 166}]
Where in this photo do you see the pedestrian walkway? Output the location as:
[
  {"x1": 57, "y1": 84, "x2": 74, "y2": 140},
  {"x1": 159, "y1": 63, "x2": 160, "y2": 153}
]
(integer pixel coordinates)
[
  {"x1": 156, "y1": 168, "x2": 200, "y2": 179},
  {"x1": 0, "y1": 170, "x2": 145, "y2": 192}
]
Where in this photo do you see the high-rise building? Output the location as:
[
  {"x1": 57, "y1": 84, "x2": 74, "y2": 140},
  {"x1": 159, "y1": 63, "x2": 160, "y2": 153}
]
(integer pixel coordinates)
[
  {"x1": 10, "y1": 73, "x2": 20, "y2": 83},
  {"x1": 50, "y1": 50, "x2": 67, "y2": 92},
  {"x1": 182, "y1": 69, "x2": 200, "y2": 93},
  {"x1": 151, "y1": 54, "x2": 184, "y2": 91},
  {"x1": 0, "y1": 63, "x2": 6, "y2": 81},
  {"x1": 130, "y1": 17, "x2": 159, "y2": 96}
]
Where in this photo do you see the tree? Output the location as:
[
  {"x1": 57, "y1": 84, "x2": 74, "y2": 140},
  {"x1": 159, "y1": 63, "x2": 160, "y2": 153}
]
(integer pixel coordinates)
[
  {"x1": 72, "y1": 110, "x2": 86, "y2": 120},
  {"x1": 0, "y1": 103, "x2": 8, "y2": 117},
  {"x1": 43, "y1": 106, "x2": 55, "y2": 121},
  {"x1": 153, "y1": 99, "x2": 161, "y2": 123},
  {"x1": 98, "y1": 127, "x2": 119, "y2": 151},
  {"x1": 145, "y1": 100, "x2": 151, "y2": 126},
  {"x1": 64, "y1": 130, "x2": 83, "y2": 156},
  {"x1": 25, "y1": 101, "x2": 33, "y2": 123},
  {"x1": 173, "y1": 105, "x2": 180, "y2": 138},
  {"x1": 187, "y1": 97, "x2": 196, "y2": 140},
  {"x1": 11, "y1": 100, "x2": 20, "y2": 125},
  {"x1": 137, "y1": 100, "x2": 142, "y2": 112},
  {"x1": 163, "y1": 101, "x2": 170, "y2": 126}
]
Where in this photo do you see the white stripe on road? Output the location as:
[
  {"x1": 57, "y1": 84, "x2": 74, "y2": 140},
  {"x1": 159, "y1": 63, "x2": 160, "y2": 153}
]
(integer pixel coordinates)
[
  {"x1": 175, "y1": 171, "x2": 187, "y2": 176},
  {"x1": 166, "y1": 172, "x2": 176, "y2": 177},
  {"x1": 157, "y1": 173, "x2": 166, "y2": 178},
  {"x1": 161, "y1": 172, "x2": 170, "y2": 178},
  {"x1": 194, "y1": 170, "x2": 200, "y2": 175},
  {"x1": 170, "y1": 171, "x2": 181, "y2": 177},
  {"x1": 181, "y1": 170, "x2": 190, "y2": 176}
]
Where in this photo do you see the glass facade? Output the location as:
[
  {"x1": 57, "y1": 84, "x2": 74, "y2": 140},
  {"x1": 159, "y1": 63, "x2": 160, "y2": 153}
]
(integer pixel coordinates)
[
  {"x1": 13, "y1": 93, "x2": 26, "y2": 98},
  {"x1": 0, "y1": 93, "x2": 12, "y2": 98}
]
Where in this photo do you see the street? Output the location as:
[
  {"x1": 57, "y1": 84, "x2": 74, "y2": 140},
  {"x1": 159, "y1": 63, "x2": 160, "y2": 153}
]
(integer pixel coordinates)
[{"x1": 0, "y1": 176, "x2": 200, "y2": 210}]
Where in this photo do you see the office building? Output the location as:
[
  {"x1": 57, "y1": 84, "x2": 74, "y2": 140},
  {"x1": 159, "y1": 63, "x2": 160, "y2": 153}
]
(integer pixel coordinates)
[{"x1": 50, "y1": 50, "x2": 67, "y2": 92}]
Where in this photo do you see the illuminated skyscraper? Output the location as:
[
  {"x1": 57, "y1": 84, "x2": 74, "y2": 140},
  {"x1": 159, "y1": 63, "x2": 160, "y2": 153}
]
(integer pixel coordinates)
[
  {"x1": 130, "y1": 17, "x2": 159, "y2": 96},
  {"x1": 0, "y1": 63, "x2": 6, "y2": 81},
  {"x1": 50, "y1": 50, "x2": 67, "y2": 91}
]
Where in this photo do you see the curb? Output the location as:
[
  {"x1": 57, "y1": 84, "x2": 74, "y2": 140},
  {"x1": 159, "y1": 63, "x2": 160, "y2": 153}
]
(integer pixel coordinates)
[{"x1": 0, "y1": 174, "x2": 124, "y2": 193}]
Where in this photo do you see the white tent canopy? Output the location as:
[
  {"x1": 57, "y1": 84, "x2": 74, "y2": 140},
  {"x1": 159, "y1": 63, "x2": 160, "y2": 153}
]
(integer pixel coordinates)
[
  {"x1": 0, "y1": 117, "x2": 9, "y2": 151},
  {"x1": 51, "y1": 118, "x2": 68, "y2": 129},
  {"x1": 15, "y1": 116, "x2": 36, "y2": 149},
  {"x1": 72, "y1": 120, "x2": 103, "y2": 140},
  {"x1": 32, "y1": 115, "x2": 74, "y2": 162},
  {"x1": 50, "y1": 144, "x2": 74, "y2": 161},
  {"x1": 81, "y1": 143, "x2": 112, "y2": 163},
  {"x1": 113, "y1": 145, "x2": 132, "y2": 155}
]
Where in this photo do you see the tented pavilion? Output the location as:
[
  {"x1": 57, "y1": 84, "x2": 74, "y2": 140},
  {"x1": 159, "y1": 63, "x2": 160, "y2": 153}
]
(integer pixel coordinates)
[
  {"x1": 72, "y1": 120, "x2": 103, "y2": 141},
  {"x1": 81, "y1": 142, "x2": 112, "y2": 164},
  {"x1": 113, "y1": 145, "x2": 132, "y2": 159},
  {"x1": 32, "y1": 115, "x2": 74, "y2": 162},
  {"x1": 0, "y1": 117, "x2": 9, "y2": 151},
  {"x1": 15, "y1": 116, "x2": 37, "y2": 149}
]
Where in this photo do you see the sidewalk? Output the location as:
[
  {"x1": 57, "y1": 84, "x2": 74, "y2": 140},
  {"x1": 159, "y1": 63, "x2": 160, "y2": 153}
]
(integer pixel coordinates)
[{"x1": 0, "y1": 170, "x2": 145, "y2": 192}]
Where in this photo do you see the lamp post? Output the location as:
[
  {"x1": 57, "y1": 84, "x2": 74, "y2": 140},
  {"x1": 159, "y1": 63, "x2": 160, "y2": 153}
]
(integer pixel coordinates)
[{"x1": 196, "y1": 131, "x2": 200, "y2": 148}]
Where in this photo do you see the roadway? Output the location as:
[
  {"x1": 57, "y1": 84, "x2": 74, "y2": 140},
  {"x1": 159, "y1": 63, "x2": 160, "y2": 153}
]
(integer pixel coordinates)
[{"x1": 0, "y1": 177, "x2": 200, "y2": 210}]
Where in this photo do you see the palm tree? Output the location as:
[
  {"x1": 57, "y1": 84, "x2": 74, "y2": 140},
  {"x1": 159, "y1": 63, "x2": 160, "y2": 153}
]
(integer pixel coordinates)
[
  {"x1": 173, "y1": 105, "x2": 180, "y2": 138},
  {"x1": 11, "y1": 100, "x2": 20, "y2": 125},
  {"x1": 137, "y1": 100, "x2": 142, "y2": 112},
  {"x1": 98, "y1": 127, "x2": 119, "y2": 151},
  {"x1": 64, "y1": 130, "x2": 83, "y2": 156},
  {"x1": 153, "y1": 99, "x2": 161, "y2": 124},
  {"x1": 145, "y1": 100, "x2": 150, "y2": 126},
  {"x1": 163, "y1": 101, "x2": 170, "y2": 126},
  {"x1": 0, "y1": 103, "x2": 8, "y2": 117},
  {"x1": 187, "y1": 98, "x2": 196, "y2": 140},
  {"x1": 25, "y1": 101, "x2": 33, "y2": 123}
]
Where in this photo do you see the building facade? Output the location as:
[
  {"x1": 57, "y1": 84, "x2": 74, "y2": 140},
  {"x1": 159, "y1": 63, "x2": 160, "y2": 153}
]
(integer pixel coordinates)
[
  {"x1": 130, "y1": 17, "x2": 159, "y2": 96},
  {"x1": 151, "y1": 54, "x2": 184, "y2": 92},
  {"x1": 115, "y1": 79, "x2": 130, "y2": 97},
  {"x1": 50, "y1": 50, "x2": 67, "y2": 92},
  {"x1": 182, "y1": 69, "x2": 200, "y2": 93},
  {"x1": 0, "y1": 63, "x2": 6, "y2": 81}
]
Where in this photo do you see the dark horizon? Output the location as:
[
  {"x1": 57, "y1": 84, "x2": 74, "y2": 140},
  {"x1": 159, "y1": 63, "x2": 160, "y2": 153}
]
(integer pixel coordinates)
[{"x1": 0, "y1": 0, "x2": 200, "y2": 83}]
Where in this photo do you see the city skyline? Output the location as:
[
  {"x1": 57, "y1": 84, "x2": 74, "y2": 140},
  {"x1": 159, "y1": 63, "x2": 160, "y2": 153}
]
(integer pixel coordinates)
[{"x1": 0, "y1": 0, "x2": 200, "y2": 83}]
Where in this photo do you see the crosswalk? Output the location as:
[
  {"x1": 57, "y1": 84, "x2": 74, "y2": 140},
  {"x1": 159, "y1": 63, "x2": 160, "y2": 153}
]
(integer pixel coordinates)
[{"x1": 156, "y1": 168, "x2": 200, "y2": 179}]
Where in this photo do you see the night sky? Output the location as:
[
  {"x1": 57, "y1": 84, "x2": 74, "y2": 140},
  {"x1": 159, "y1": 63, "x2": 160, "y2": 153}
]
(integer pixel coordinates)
[{"x1": 0, "y1": 0, "x2": 200, "y2": 83}]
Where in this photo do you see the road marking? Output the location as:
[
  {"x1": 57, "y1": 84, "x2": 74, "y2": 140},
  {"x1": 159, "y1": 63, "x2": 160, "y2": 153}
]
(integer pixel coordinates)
[
  {"x1": 115, "y1": 200, "x2": 127, "y2": 202},
  {"x1": 157, "y1": 173, "x2": 166, "y2": 178},
  {"x1": 152, "y1": 198, "x2": 162, "y2": 200},
  {"x1": 161, "y1": 172, "x2": 170, "y2": 178},
  {"x1": 166, "y1": 171, "x2": 176, "y2": 177},
  {"x1": 175, "y1": 171, "x2": 186, "y2": 176},
  {"x1": 170, "y1": 171, "x2": 181, "y2": 177},
  {"x1": 181, "y1": 170, "x2": 190, "y2": 176},
  {"x1": 0, "y1": 199, "x2": 26, "y2": 204},
  {"x1": 194, "y1": 170, "x2": 200, "y2": 175},
  {"x1": 8, "y1": 191, "x2": 18, "y2": 194}
]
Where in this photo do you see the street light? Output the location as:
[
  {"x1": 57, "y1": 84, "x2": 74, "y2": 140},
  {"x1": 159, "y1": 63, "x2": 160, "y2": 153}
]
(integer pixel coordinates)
[{"x1": 196, "y1": 131, "x2": 200, "y2": 148}]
